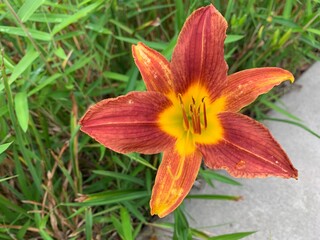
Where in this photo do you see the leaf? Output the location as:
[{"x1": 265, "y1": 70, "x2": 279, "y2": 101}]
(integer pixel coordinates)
[
  {"x1": 225, "y1": 35, "x2": 244, "y2": 44},
  {"x1": 259, "y1": 98, "x2": 301, "y2": 121},
  {"x1": 307, "y1": 28, "x2": 320, "y2": 36},
  {"x1": 54, "y1": 47, "x2": 67, "y2": 60},
  {"x1": 114, "y1": 36, "x2": 168, "y2": 51},
  {"x1": 187, "y1": 194, "x2": 242, "y2": 201},
  {"x1": 92, "y1": 170, "x2": 144, "y2": 186},
  {"x1": 208, "y1": 231, "x2": 256, "y2": 240},
  {"x1": 125, "y1": 153, "x2": 157, "y2": 170},
  {"x1": 27, "y1": 73, "x2": 62, "y2": 96},
  {"x1": 67, "y1": 190, "x2": 149, "y2": 206},
  {"x1": 0, "y1": 141, "x2": 13, "y2": 155},
  {"x1": 0, "y1": 175, "x2": 18, "y2": 183},
  {"x1": 200, "y1": 169, "x2": 242, "y2": 186},
  {"x1": 51, "y1": 1, "x2": 103, "y2": 35},
  {"x1": 120, "y1": 207, "x2": 133, "y2": 240},
  {"x1": 173, "y1": 207, "x2": 191, "y2": 240},
  {"x1": 0, "y1": 26, "x2": 51, "y2": 41},
  {"x1": 104, "y1": 71, "x2": 129, "y2": 82},
  {"x1": 85, "y1": 208, "x2": 93, "y2": 240},
  {"x1": 28, "y1": 13, "x2": 68, "y2": 23},
  {"x1": 0, "y1": 49, "x2": 39, "y2": 92},
  {"x1": 15, "y1": 92, "x2": 29, "y2": 132},
  {"x1": 17, "y1": 0, "x2": 46, "y2": 22}
]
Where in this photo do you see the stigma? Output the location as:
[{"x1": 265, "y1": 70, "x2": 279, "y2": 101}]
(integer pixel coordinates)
[{"x1": 178, "y1": 94, "x2": 207, "y2": 135}]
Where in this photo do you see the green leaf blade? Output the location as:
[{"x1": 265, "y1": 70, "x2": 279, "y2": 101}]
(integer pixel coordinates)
[
  {"x1": 17, "y1": 0, "x2": 46, "y2": 22},
  {"x1": 15, "y1": 92, "x2": 29, "y2": 132},
  {"x1": 0, "y1": 141, "x2": 14, "y2": 155},
  {"x1": 208, "y1": 231, "x2": 256, "y2": 240}
]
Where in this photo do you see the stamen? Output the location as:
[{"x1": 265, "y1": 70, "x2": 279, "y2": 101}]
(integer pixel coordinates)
[
  {"x1": 178, "y1": 95, "x2": 208, "y2": 135},
  {"x1": 178, "y1": 94, "x2": 189, "y2": 130},
  {"x1": 202, "y1": 98, "x2": 207, "y2": 129},
  {"x1": 191, "y1": 113, "x2": 197, "y2": 134},
  {"x1": 197, "y1": 106, "x2": 201, "y2": 134}
]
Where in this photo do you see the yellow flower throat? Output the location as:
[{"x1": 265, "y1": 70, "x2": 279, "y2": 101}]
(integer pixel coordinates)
[{"x1": 158, "y1": 84, "x2": 225, "y2": 155}]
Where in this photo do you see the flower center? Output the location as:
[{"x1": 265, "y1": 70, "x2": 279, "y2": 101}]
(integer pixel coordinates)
[
  {"x1": 178, "y1": 94, "x2": 207, "y2": 135},
  {"x1": 158, "y1": 84, "x2": 225, "y2": 155}
]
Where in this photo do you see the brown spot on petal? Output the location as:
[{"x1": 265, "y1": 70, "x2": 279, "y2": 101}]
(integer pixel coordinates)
[{"x1": 236, "y1": 160, "x2": 246, "y2": 170}]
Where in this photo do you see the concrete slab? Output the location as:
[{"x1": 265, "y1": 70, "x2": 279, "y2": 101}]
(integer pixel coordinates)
[{"x1": 147, "y1": 62, "x2": 320, "y2": 239}]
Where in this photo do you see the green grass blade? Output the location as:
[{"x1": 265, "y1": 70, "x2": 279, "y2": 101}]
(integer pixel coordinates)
[
  {"x1": 264, "y1": 117, "x2": 320, "y2": 139},
  {"x1": 120, "y1": 207, "x2": 133, "y2": 240},
  {"x1": 111, "y1": 214, "x2": 124, "y2": 239},
  {"x1": 208, "y1": 231, "x2": 256, "y2": 240},
  {"x1": 114, "y1": 36, "x2": 168, "y2": 51},
  {"x1": 0, "y1": 175, "x2": 18, "y2": 183},
  {"x1": 104, "y1": 71, "x2": 129, "y2": 82},
  {"x1": 125, "y1": 153, "x2": 157, "y2": 170},
  {"x1": 225, "y1": 35, "x2": 244, "y2": 44},
  {"x1": 0, "y1": 48, "x2": 39, "y2": 92},
  {"x1": 17, "y1": 0, "x2": 46, "y2": 22},
  {"x1": 259, "y1": 98, "x2": 301, "y2": 121},
  {"x1": 173, "y1": 207, "x2": 191, "y2": 240},
  {"x1": 85, "y1": 208, "x2": 93, "y2": 240},
  {"x1": 92, "y1": 170, "x2": 145, "y2": 186},
  {"x1": 0, "y1": 141, "x2": 14, "y2": 155},
  {"x1": 283, "y1": 0, "x2": 294, "y2": 19},
  {"x1": 200, "y1": 169, "x2": 241, "y2": 186},
  {"x1": 174, "y1": 0, "x2": 185, "y2": 31},
  {"x1": 68, "y1": 190, "x2": 149, "y2": 206},
  {"x1": 14, "y1": 92, "x2": 29, "y2": 132},
  {"x1": 27, "y1": 73, "x2": 62, "y2": 96},
  {"x1": 0, "y1": 26, "x2": 51, "y2": 41},
  {"x1": 51, "y1": 1, "x2": 103, "y2": 36},
  {"x1": 17, "y1": 220, "x2": 31, "y2": 239},
  {"x1": 187, "y1": 194, "x2": 242, "y2": 201}
]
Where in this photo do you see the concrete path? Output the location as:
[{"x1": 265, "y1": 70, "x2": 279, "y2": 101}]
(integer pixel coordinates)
[
  {"x1": 144, "y1": 62, "x2": 320, "y2": 240},
  {"x1": 181, "y1": 62, "x2": 320, "y2": 239}
]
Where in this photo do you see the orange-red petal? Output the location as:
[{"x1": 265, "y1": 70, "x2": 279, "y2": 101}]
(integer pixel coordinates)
[
  {"x1": 132, "y1": 42, "x2": 174, "y2": 94},
  {"x1": 198, "y1": 112, "x2": 298, "y2": 179},
  {"x1": 223, "y1": 67, "x2": 294, "y2": 112},
  {"x1": 150, "y1": 147, "x2": 202, "y2": 218},
  {"x1": 171, "y1": 4, "x2": 228, "y2": 101},
  {"x1": 80, "y1": 91, "x2": 174, "y2": 154}
]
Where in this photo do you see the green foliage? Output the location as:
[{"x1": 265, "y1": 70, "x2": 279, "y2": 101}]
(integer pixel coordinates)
[{"x1": 0, "y1": 0, "x2": 319, "y2": 239}]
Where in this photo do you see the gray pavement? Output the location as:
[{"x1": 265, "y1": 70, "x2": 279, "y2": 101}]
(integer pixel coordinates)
[{"x1": 150, "y1": 62, "x2": 320, "y2": 239}]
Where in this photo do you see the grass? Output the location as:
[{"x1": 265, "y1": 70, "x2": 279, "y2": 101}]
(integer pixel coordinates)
[{"x1": 0, "y1": 0, "x2": 319, "y2": 239}]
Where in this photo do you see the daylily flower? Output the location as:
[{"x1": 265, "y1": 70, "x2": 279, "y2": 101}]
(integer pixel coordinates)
[{"x1": 80, "y1": 4, "x2": 298, "y2": 218}]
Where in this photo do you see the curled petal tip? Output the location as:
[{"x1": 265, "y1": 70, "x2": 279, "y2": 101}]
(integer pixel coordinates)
[
  {"x1": 288, "y1": 72, "x2": 295, "y2": 83},
  {"x1": 292, "y1": 168, "x2": 298, "y2": 180},
  {"x1": 282, "y1": 68, "x2": 295, "y2": 83}
]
